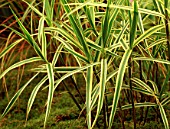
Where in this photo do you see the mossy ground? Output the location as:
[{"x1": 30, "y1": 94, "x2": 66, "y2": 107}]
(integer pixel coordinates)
[
  {"x1": 0, "y1": 64, "x2": 86, "y2": 129},
  {"x1": 0, "y1": 65, "x2": 168, "y2": 129},
  {"x1": 0, "y1": 90, "x2": 87, "y2": 129}
]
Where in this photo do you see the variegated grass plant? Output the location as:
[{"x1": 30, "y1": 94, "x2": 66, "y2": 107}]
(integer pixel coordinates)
[
  {"x1": 0, "y1": 0, "x2": 170, "y2": 129},
  {"x1": 0, "y1": 0, "x2": 40, "y2": 104}
]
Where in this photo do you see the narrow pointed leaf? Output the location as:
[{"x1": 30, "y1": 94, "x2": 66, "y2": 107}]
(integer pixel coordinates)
[
  {"x1": 26, "y1": 76, "x2": 48, "y2": 120},
  {"x1": 0, "y1": 39, "x2": 23, "y2": 59},
  {"x1": 10, "y1": 7, "x2": 46, "y2": 61},
  {"x1": 159, "y1": 104, "x2": 169, "y2": 129},
  {"x1": 130, "y1": 0, "x2": 138, "y2": 48},
  {"x1": 92, "y1": 58, "x2": 107, "y2": 127},
  {"x1": 54, "y1": 62, "x2": 100, "y2": 89},
  {"x1": 0, "y1": 57, "x2": 42, "y2": 79},
  {"x1": 86, "y1": 66, "x2": 93, "y2": 129},
  {"x1": 134, "y1": 57, "x2": 170, "y2": 65},
  {"x1": 44, "y1": 63, "x2": 55, "y2": 128},
  {"x1": 61, "y1": 0, "x2": 91, "y2": 61},
  {"x1": 133, "y1": 25, "x2": 164, "y2": 47},
  {"x1": 109, "y1": 49, "x2": 132, "y2": 128}
]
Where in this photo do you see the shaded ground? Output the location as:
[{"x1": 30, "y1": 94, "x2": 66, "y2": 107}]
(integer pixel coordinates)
[{"x1": 0, "y1": 65, "x2": 167, "y2": 129}]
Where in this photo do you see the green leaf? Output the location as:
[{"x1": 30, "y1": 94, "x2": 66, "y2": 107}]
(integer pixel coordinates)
[
  {"x1": 52, "y1": 44, "x2": 64, "y2": 67},
  {"x1": 10, "y1": 7, "x2": 47, "y2": 61},
  {"x1": 130, "y1": 0, "x2": 138, "y2": 48},
  {"x1": 26, "y1": 75, "x2": 48, "y2": 121},
  {"x1": 101, "y1": 0, "x2": 124, "y2": 48},
  {"x1": 38, "y1": 17, "x2": 45, "y2": 44},
  {"x1": 159, "y1": 104, "x2": 169, "y2": 129},
  {"x1": 47, "y1": 27, "x2": 82, "y2": 50},
  {"x1": 31, "y1": 66, "x2": 80, "y2": 73},
  {"x1": 145, "y1": 38, "x2": 167, "y2": 49},
  {"x1": 114, "y1": 22, "x2": 129, "y2": 50},
  {"x1": 133, "y1": 57, "x2": 170, "y2": 65},
  {"x1": 82, "y1": 3, "x2": 164, "y2": 17},
  {"x1": 131, "y1": 77, "x2": 153, "y2": 93},
  {"x1": 44, "y1": 0, "x2": 52, "y2": 25},
  {"x1": 61, "y1": 0, "x2": 91, "y2": 61},
  {"x1": 161, "y1": 96, "x2": 170, "y2": 106},
  {"x1": 54, "y1": 62, "x2": 100, "y2": 89},
  {"x1": 0, "y1": 39, "x2": 23, "y2": 59},
  {"x1": 52, "y1": 34, "x2": 89, "y2": 63},
  {"x1": 0, "y1": 57, "x2": 42, "y2": 79},
  {"x1": 133, "y1": 25, "x2": 164, "y2": 47},
  {"x1": 86, "y1": 66, "x2": 93, "y2": 129},
  {"x1": 22, "y1": 0, "x2": 44, "y2": 17},
  {"x1": 118, "y1": 102, "x2": 157, "y2": 110},
  {"x1": 109, "y1": 49, "x2": 132, "y2": 128},
  {"x1": 44, "y1": 63, "x2": 55, "y2": 128},
  {"x1": 92, "y1": 58, "x2": 107, "y2": 128}
]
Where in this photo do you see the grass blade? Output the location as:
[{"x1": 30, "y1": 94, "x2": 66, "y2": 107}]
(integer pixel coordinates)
[
  {"x1": 54, "y1": 62, "x2": 100, "y2": 89},
  {"x1": 134, "y1": 57, "x2": 170, "y2": 65},
  {"x1": 131, "y1": 77, "x2": 153, "y2": 93},
  {"x1": 133, "y1": 25, "x2": 164, "y2": 47},
  {"x1": 0, "y1": 38, "x2": 23, "y2": 59},
  {"x1": 130, "y1": 0, "x2": 138, "y2": 48},
  {"x1": 10, "y1": 7, "x2": 46, "y2": 61},
  {"x1": 26, "y1": 75, "x2": 48, "y2": 121},
  {"x1": 61, "y1": 0, "x2": 91, "y2": 61},
  {"x1": 118, "y1": 102, "x2": 157, "y2": 110},
  {"x1": 52, "y1": 44, "x2": 64, "y2": 67},
  {"x1": 92, "y1": 58, "x2": 107, "y2": 128},
  {"x1": 109, "y1": 49, "x2": 132, "y2": 128},
  {"x1": 0, "y1": 57, "x2": 42, "y2": 79},
  {"x1": 159, "y1": 104, "x2": 169, "y2": 129},
  {"x1": 44, "y1": 63, "x2": 55, "y2": 128},
  {"x1": 86, "y1": 66, "x2": 93, "y2": 129}
]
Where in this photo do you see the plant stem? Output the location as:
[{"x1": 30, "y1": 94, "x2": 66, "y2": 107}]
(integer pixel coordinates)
[
  {"x1": 70, "y1": 76, "x2": 85, "y2": 102},
  {"x1": 118, "y1": 101, "x2": 125, "y2": 129},
  {"x1": 103, "y1": 98, "x2": 107, "y2": 128},
  {"x1": 143, "y1": 96, "x2": 151, "y2": 125},
  {"x1": 164, "y1": 0, "x2": 170, "y2": 61},
  {"x1": 139, "y1": 60, "x2": 144, "y2": 124},
  {"x1": 164, "y1": 0, "x2": 170, "y2": 92},
  {"x1": 128, "y1": 57, "x2": 136, "y2": 129},
  {"x1": 59, "y1": 54, "x2": 85, "y2": 102}
]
